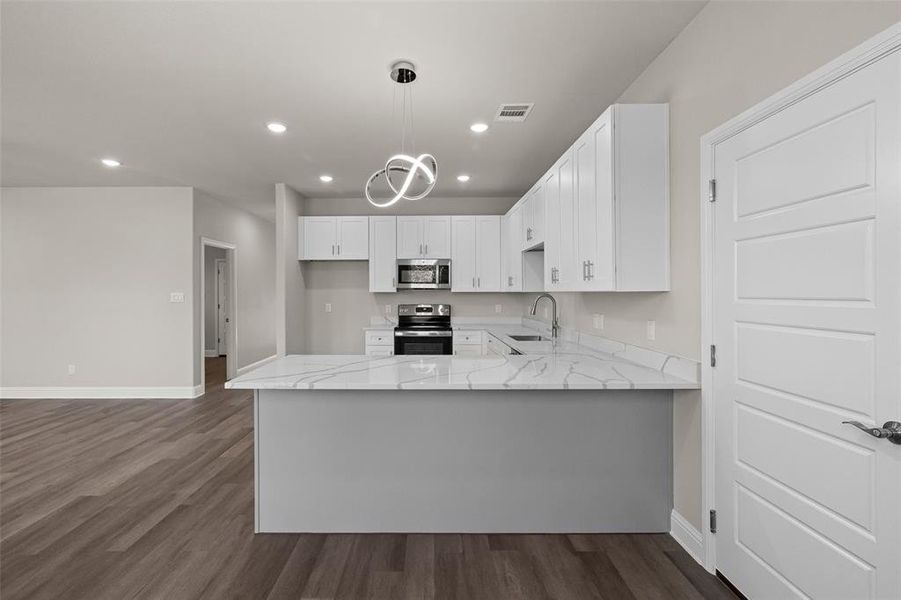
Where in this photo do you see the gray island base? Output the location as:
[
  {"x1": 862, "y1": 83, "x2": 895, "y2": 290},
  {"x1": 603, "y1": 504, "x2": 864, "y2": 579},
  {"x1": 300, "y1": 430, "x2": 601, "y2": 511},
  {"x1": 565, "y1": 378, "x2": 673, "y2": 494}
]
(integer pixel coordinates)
[{"x1": 253, "y1": 387, "x2": 673, "y2": 533}]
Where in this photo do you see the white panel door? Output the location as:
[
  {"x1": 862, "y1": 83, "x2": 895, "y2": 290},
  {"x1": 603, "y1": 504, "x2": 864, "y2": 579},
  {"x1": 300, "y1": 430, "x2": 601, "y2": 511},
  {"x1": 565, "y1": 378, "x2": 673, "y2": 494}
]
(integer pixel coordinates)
[
  {"x1": 476, "y1": 216, "x2": 501, "y2": 291},
  {"x1": 397, "y1": 216, "x2": 423, "y2": 258},
  {"x1": 302, "y1": 217, "x2": 337, "y2": 260},
  {"x1": 369, "y1": 216, "x2": 396, "y2": 292},
  {"x1": 423, "y1": 216, "x2": 451, "y2": 258},
  {"x1": 556, "y1": 149, "x2": 577, "y2": 290},
  {"x1": 336, "y1": 217, "x2": 369, "y2": 259},
  {"x1": 451, "y1": 216, "x2": 477, "y2": 291},
  {"x1": 215, "y1": 258, "x2": 228, "y2": 356},
  {"x1": 713, "y1": 52, "x2": 900, "y2": 600}
]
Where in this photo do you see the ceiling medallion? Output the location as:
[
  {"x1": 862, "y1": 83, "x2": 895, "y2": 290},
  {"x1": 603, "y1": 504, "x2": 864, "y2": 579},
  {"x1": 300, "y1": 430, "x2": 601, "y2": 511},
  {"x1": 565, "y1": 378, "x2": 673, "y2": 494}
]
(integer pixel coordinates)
[{"x1": 365, "y1": 61, "x2": 438, "y2": 208}]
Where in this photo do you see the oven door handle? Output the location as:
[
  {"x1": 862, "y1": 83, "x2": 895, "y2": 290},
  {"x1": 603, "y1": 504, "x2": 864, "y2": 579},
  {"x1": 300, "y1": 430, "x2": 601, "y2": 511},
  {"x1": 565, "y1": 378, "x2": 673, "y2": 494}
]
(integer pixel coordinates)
[{"x1": 395, "y1": 330, "x2": 453, "y2": 337}]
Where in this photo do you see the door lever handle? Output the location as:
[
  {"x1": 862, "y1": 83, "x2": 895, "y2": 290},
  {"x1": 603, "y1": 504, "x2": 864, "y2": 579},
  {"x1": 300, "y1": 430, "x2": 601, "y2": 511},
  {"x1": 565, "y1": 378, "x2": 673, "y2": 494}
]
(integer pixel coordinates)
[{"x1": 843, "y1": 420, "x2": 901, "y2": 444}]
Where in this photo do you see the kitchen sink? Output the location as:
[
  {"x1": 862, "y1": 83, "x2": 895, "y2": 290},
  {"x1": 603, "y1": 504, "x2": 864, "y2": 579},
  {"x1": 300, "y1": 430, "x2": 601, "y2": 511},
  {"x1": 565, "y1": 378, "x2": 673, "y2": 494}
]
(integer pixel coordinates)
[{"x1": 509, "y1": 334, "x2": 548, "y2": 342}]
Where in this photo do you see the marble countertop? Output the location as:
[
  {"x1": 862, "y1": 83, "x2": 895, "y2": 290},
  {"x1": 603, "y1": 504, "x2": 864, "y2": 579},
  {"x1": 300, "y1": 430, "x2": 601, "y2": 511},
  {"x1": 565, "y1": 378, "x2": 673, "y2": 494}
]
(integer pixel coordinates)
[{"x1": 226, "y1": 322, "x2": 699, "y2": 390}]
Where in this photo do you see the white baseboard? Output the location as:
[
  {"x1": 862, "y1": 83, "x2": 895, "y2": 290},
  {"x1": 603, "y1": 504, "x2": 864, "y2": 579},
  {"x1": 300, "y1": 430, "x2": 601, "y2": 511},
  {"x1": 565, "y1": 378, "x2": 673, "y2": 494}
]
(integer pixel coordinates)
[
  {"x1": 0, "y1": 385, "x2": 203, "y2": 400},
  {"x1": 670, "y1": 509, "x2": 704, "y2": 566},
  {"x1": 204, "y1": 349, "x2": 219, "y2": 358},
  {"x1": 237, "y1": 354, "x2": 278, "y2": 376}
]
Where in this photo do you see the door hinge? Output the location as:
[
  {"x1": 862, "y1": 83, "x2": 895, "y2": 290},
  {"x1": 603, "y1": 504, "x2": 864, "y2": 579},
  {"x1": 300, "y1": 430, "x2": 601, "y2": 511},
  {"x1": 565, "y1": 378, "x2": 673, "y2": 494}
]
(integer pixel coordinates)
[
  {"x1": 708, "y1": 179, "x2": 717, "y2": 202},
  {"x1": 710, "y1": 344, "x2": 717, "y2": 367},
  {"x1": 710, "y1": 509, "x2": 717, "y2": 533}
]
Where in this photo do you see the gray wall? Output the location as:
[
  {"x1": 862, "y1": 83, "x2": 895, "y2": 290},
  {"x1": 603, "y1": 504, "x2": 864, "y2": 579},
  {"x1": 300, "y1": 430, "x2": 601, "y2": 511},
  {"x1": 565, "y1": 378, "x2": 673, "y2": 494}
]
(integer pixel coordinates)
[
  {"x1": 204, "y1": 246, "x2": 226, "y2": 353},
  {"x1": 276, "y1": 184, "x2": 308, "y2": 355},
  {"x1": 193, "y1": 190, "x2": 276, "y2": 384},
  {"x1": 562, "y1": 0, "x2": 901, "y2": 530},
  {"x1": 1, "y1": 187, "x2": 195, "y2": 389}
]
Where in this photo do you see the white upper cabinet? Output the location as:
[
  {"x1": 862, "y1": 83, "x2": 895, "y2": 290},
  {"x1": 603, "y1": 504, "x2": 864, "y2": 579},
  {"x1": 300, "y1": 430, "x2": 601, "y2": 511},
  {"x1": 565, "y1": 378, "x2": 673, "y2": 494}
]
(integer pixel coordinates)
[
  {"x1": 545, "y1": 148, "x2": 577, "y2": 292},
  {"x1": 299, "y1": 216, "x2": 369, "y2": 260},
  {"x1": 536, "y1": 103, "x2": 669, "y2": 292},
  {"x1": 396, "y1": 216, "x2": 451, "y2": 258},
  {"x1": 336, "y1": 216, "x2": 369, "y2": 259},
  {"x1": 522, "y1": 183, "x2": 544, "y2": 250},
  {"x1": 503, "y1": 206, "x2": 524, "y2": 291},
  {"x1": 475, "y1": 216, "x2": 501, "y2": 291},
  {"x1": 369, "y1": 216, "x2": 396, "y2": 292},
  {"x1": 452, "y1": 216, "x2": 501, "y2": 292},
  {"x1": 396, "y1": 217, "x2": 423, "y2": 259},
  {"x1": 451, "y1": 216, "x2": 477, "y2": 291},
  {"x1": 423, "y1": 216, "x2": 451, "y2": 258},
  {"x1": 300, "y1": 216, "x2": 337, "y2": 260}
]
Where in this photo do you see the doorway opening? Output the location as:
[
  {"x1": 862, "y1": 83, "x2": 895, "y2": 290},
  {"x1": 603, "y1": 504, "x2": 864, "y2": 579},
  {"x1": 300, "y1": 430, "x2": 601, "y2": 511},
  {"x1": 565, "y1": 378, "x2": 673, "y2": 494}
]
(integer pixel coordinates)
[{"x1": 200, "y1": 238, "x2": 237, "y2": 392}]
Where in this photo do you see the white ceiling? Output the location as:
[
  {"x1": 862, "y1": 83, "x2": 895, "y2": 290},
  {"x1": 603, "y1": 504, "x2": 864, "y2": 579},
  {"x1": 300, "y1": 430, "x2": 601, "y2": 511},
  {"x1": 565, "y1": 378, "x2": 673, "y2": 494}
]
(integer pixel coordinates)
[{"x1": 1, "y1": 1, "x2": 705, "y2": 220}]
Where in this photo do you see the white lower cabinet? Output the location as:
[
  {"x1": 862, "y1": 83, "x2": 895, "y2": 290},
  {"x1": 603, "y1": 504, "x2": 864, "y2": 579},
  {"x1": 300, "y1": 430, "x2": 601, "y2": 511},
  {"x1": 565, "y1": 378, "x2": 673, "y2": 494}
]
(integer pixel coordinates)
[
  {"x1": 369, "y1": 216, "x2": 397, "y2": 292},
  {"x1": 453, "y1": 330, "x2": 484, "y2": 356},
  {"x1": 364, "y1": 329, "x2": 394, "y2": 356},
  {"x1": 486, "y1": 334, "x2": 513, "y2": 356},
  {"x1": 451, "y1": 216, "x2": 501, "y2": 292}
]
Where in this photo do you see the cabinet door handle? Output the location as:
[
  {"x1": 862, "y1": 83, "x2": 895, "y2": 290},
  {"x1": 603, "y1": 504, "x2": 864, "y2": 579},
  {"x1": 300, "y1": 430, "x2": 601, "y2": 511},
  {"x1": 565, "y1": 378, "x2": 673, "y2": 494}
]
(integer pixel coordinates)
[
  {"x1": 472, "y1": 277, "x2": 476, "y2": 288},
  {"x1": 419, "y1": 243, "x2": 422, "y2": 255},
  {"x1": 392, "y1": 277, "x2": 396, "y2": 288},
  {"x1": 477, "y1": 276, "x2": 480, "y2": 288},
  {"x1": 337, "y1": 244, "x2": 341, "y2": 255},
  {"x1": 587, "y1": 261, "x2": 593, "y2": 280},
  {"x1": 331, "y1": 244, "x2": 335, "y2": 255},
  {"x1": 425, "y1": 244, "x2": 429, "y2": 255}
]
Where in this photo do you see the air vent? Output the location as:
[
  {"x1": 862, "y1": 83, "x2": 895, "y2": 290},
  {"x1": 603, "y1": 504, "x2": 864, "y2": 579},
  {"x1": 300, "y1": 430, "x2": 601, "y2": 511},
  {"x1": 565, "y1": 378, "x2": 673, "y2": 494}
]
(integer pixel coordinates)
[{"x1": 494, "y1": 103, "x2": 534, "y2": 122}]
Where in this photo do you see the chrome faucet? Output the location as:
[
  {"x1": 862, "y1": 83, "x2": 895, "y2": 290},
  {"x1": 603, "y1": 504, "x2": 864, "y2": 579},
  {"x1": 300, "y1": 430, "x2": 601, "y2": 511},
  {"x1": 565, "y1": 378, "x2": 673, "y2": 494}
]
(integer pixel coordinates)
[{"x1": 530, "y1": 293, "x2": 559, "y2": 339}]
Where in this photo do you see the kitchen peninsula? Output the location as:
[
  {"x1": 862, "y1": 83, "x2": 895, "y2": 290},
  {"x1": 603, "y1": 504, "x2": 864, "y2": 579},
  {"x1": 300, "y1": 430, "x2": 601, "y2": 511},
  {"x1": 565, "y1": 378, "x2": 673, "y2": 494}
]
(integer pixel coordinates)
[{"x1": 227, "y1": 323, "x2": 698, "y2": 534}]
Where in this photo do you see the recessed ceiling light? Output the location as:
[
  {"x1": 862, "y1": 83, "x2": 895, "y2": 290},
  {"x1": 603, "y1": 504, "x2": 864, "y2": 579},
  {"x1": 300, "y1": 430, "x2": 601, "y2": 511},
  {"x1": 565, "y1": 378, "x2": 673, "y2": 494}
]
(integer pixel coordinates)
[
  {"x1": 319, "y1": 175, "x2": 334, "y2": 183},
  {"x1": 267, "y1": 122, "x2": 287, "y2": 134},
  {"x1": 457, "y1": 174, "x2": 471, "y2": 183},
  {"x1": 101, "y1": 158, "x2": 121, "y2": 168},
  {"x1": 470, "y1": 122, "x2": 488, "y2": 133}
]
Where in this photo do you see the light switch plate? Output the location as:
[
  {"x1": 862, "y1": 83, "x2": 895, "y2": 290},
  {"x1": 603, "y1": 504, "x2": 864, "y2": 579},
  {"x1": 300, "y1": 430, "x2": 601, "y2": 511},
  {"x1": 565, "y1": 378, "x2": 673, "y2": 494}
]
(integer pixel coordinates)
[
  {"x1": 646, "y1": 320, "x2": 656, "y2": 341},
  {"x1": 325, "y1": 303, "x2": 332, "y2": 313},
  {"x1": 593, "y1": 314, "x2": 605, "y2": 330},
  {"x1": 495, "y1": 304, "x2": 502, "y2": 314},
  {"x1": 169, "y1": 292, "x2": 185, "y2": 303},
  {"x1": 67, "y1": 364, "x2": 76, "y2": 375},
  {"x1": 385, "y1": 304, "x2": 391, "y2": 315}
]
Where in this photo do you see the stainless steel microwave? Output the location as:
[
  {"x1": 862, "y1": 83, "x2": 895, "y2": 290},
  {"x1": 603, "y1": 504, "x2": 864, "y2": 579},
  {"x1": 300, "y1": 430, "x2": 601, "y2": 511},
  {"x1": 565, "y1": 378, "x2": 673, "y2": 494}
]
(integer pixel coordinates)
[{"x1": 396, "y1": 259, "x2": 451, "y2": 290}]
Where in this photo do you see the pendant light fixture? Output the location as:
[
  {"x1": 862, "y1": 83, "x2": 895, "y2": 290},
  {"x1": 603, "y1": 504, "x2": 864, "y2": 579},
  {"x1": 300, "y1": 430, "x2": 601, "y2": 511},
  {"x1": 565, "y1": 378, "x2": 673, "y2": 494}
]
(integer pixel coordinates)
[{"x1": 365, "y1": 61, "x2": 438, "y2": 208}]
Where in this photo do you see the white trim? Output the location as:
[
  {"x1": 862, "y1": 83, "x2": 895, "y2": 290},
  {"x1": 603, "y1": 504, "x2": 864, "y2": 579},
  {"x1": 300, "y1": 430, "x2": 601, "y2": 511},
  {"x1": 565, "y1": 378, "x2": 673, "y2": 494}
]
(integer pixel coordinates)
[
  {"x1": 237, "y1": 354, "x2": 278, "y2": 376},
  {"x1": 1, "y1": 384, "x2": 204, "y2": 400},
  {"x1": 204, "y1": 349, "x2": 219, "y2": 358},
  {"x1": 670, "y1": 510, "x2": 704, "y2": 566},
  {"x1": 698, "y1": 20, "x2": 901, "y2": 576}
]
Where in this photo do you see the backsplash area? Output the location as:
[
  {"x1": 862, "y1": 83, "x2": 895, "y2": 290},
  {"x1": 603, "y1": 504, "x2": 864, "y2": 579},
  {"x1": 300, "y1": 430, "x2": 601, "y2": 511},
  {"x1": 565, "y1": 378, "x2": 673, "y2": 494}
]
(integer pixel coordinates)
[{"x1": 301, "y1": 261, "x2": 531, "y2": 354}]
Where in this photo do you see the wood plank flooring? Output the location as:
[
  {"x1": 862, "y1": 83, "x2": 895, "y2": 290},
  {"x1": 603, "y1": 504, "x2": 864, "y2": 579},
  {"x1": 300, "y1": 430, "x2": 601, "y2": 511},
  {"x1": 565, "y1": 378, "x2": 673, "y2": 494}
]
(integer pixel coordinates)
[{"x1": 1, "y1": 357, "x2": 737, "y2": 600}]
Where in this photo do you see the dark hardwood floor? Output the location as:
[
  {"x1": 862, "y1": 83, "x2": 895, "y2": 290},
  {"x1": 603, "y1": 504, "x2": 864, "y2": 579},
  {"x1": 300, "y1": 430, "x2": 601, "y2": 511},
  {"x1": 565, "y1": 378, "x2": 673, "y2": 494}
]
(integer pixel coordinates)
[{"x1": 1, "y1": 357, "x2": 736, "y2": 600}]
